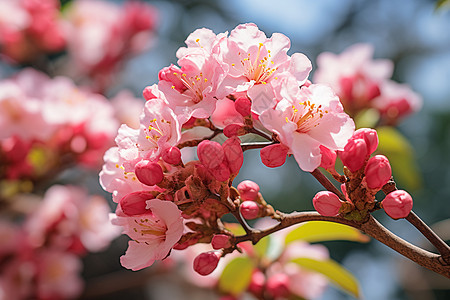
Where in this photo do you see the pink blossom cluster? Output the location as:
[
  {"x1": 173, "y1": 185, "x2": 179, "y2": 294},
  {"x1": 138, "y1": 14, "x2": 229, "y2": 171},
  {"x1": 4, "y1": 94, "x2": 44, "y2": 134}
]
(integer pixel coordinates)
[
  {"x1": 312, "y1": 128, "x2": 413, "y2": 220},
  {"x1": 100, "y1": 23, "x2": 356, "y2": 271},
  {"x1": 0, "y1": 185, "x2": 119, "y2": 299},
  {"x1": 0, "y1": 68, "x2": 120, "y2": 181},
  {"x1": 314, "y1": 44, "x2": 422, "y2": 125},
  {"x1": 0, "y1": 0, "x2": 157, "y2": 91}
]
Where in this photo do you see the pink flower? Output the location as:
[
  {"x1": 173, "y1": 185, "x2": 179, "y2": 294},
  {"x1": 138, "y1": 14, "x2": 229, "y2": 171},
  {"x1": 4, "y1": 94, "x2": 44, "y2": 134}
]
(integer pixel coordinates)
[
  {"x1": 221, "y1": 23, "x2": 312, "y2": 115},
  {"x1": 111, "y1": 90, "x2": 145, "y2": 129},
  {"x1": 112, "y1": 199, "x2": 184, "y2": 271},
  {"x1": 259, "y1": 84, "x2": 355, "y2": 172}
]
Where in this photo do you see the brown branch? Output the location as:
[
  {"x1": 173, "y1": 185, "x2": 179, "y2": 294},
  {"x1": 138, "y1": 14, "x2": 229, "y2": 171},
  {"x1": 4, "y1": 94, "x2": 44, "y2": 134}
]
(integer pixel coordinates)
[
  {"x1": 233, "y1": 211, "x2": 450, "y2": 278},
  {"x1": 241, "y1": 141, "x2": 275, "y2": 151},
  {"x1": 248, "y1": 127, "x2": 273, "y2": 141},
  {"x1": 310, "y1": 168, "x2": 346, "y2": 200}
]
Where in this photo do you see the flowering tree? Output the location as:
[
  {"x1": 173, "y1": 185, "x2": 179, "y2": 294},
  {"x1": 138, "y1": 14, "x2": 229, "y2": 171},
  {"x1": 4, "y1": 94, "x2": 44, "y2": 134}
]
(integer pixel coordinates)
[{"x1": 99, "y1": 23, "x2": 450, "y2": 299}]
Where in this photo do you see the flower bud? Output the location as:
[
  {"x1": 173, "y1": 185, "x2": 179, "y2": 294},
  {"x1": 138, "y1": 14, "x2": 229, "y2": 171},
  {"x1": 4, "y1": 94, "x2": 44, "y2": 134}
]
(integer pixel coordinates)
[
  {"x1": 352, "y1": 128, "x2": 379, "y2": 155},
  {"x1": 193, "y1": 251, "x2": 221, "y2": 276},
  {"x1": 197, "y1": 140, "x2": 224, "y2": 169},
  {"x1": 237, "y1": 180, "x2": 260, "y2": 201},
  {"x1": 223, "y1": 137, "x2": 243, "y2": 174},
  {"x1": 366, "y1": 82, "x2": 381, "y2": 101},
  {"x1": 134, "y1": 160, "x2": 164, "y2": 186},
  {"x1": 223, "y1": 123, "x2": 246, "y2": 138},
  {"x1": 162, "y1": 146, "x2": 181, "y2": 165},
  {"x1": 266, "y1": 273, "x2": 289, "y2": 298},
  {"x1": 158, "y1": 64, "x2": 185, "y2": 92},
  {"x1": 209, "y1": 162, "x2": 232, "y2": 182},
  {"x1": 240, "y1": 201, "x2": 261, "y2": 220},
  {"x1": 211, "y1": 234, "x2": 232, "y2": 250},
  {"x1": 119, "y1": 191, "x2": 155, "y2": 216},
  {"x1": 364, "y1": 155, "x2": 391, "y2": 190},
  {"x1": 248, "y1": 270, "x2": 265, "y2": 295},
  {"x1": 339, "y1": 138, "x2": 368, "y2": 172},
  {"x1": 234, "y1": 96, "x2": 252, "y2": 117},
  {"x1": 382, "y1": 190, "x2": 413, "y2": 219},
  {"x1": 312, "y1": 191, "x2": 342, "y2": 217},
  {"x1": 260, "y1": 144, "x2": 289, "y2": 168},
  {"x1": 142, "y1": 86, "x2": 156, "y2": 100},
  {"x1": 319, "y1": 145, "x2": 337, "y2": 170}
]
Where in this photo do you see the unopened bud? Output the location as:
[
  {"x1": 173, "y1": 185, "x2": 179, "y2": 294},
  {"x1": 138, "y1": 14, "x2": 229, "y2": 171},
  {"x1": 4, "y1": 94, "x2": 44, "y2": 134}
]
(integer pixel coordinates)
[
  {"x1": 237, "y1": 180, "x2": 260, "y2": 201},
  {"x1": 260, "y1": 144, "x2": 289, "y2": 168},
  {"x1": 162, "y1": 146, "x2": 181, "y2": 165},
  {"x1": 248, "y1": 270, "x2": 265, "y2": 295},
  {"x1": 234, "y1": 96, "x2": 252, "y2": 117},
  {"x1": 312, "y1": 191, "x2": 342, "y2": 217},
  {"x1": 142, "y1": 86, "x2": 157, "y2": 100},
  {"x1": 209, "y1": 162, "x2": 231, "y2": 182},
  {"x1": 240, "y1": 201, "x2": 261, "y2": 220},
  {"x1": 353, "y1": 128, "x2": 379, "y2": 155},
  {"x1": 266, "y1": 273, "x2": 289, "y2": 298},
  {"x1": 382, "y1": 190, "x2": 413, "y2": 219},
  {"x1": 366, "y1": 82, "x2": 381, "y2": 101},
  {"x1": 211, "y1": 234, "x2": 232, "y2": 250},
  {"x1": 193, "y1": 251, "x2": 221, "y2": 276},
  {"x1": 364, "y1": 155, "x2": 391, "y2": 190},
  {"x1": 134, "y1": 160, "x2": 164, "y2": 186},
  {"x1": 197, "y1": 140, "x2": 224, "y2": 169},
  {"x1": 339, "y1": 138, "x2": 368, "y2": 172},
  {"x1": 319, "y1": 145, "x2": 337, "y2": 170},
  {"x1": 223, "y1": 123, "x2": 246, "y2": 138},
  {"x1": 223, "y1": 137, "x2": 243, "y2": 174},
  {"x1": 119, "y1": 191, "x2": 154, "y2": 216},
  {"x1": 339, "y1": 76, "x2": 354, "y2": 100}
]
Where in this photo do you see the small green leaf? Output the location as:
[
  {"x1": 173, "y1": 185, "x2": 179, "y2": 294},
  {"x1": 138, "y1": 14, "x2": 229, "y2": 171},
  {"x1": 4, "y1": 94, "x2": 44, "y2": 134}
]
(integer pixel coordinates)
[
  {"x1": 218, "y1": 256, "x2": 254, "y2": 296},
  {"x1": 376, "y1": 126, "x2": 422, "y2": 190},
  {"x1": 254, "y1": 236, "x2": 271, "y2": 258},
  {"x1": 224, "y1": 223, "x2": 246, "y2": 236},
  {"x1": 291, "y1": 258, "x2": 361, "y2": 299},
  {"x1": 284, "y1": 221, "x2": 369, "y2": 245},
  {"x1": 354, "y1": 108, "x2": 380, "y2": 129}
]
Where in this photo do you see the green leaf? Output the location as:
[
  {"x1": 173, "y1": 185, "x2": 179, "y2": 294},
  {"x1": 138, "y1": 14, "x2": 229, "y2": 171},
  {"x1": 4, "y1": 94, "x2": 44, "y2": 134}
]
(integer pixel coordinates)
[
  {"x1": 354, "y1": 108, "x2": 380, "y2": 129},
  {"x1": 291, "y1": 258, "x2": 361, "y2": 299},
  {"x1": 218, "y1": 256, "x2": 254, "y2": 296},
  {"x1": 224, "y1": 223, "x2": 246, "y2": 236},
  {"x1": 376, "y1": 126, "x2": 422, "y2": 190},
  {"x1": 436, "y1": 0, "x2": 450, "y2": 10},
  {"x1": 254, "y1": 236, "x2": 271, "y2": 258},
  {"x1": 284, "y1": 221, "x2": 370, "y2": 245}
]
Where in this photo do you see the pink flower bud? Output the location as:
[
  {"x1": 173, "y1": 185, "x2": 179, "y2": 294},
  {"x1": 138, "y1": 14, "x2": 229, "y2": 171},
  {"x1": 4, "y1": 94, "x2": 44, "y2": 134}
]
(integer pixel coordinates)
[
  {"x1": 223, "y1": 137, "x2": 243, "y2": 174},
  {"x1": 223, "y1": 123, "x2": 246, "y2": 138},
  {"x1": 162, "y1": 146, "x2": 181, "y2": 165},
  {"x1": 211, "y1": 234, "x2": 232, "y2": 250},
  {"x1": 193, "y1": 251, "x2": 221, "y2": 276},
  {"x1": 197, "y1": 140, "x2": 224, "y2": 169},
  {"x1": 237, "y1": 180, "x2": 260, "y2": 201},
  {"x1": 312, "y1": 191, "x2": 343, "y2": 217},
  {"x1": 234, "y1": 96, "x2": 252, "y2": 117},
  {"x1": 120, "y1": 191, "x2": 155, "y2": 216},
  {"x1": 382, "y1": 190, "x2": 413, "y2": 219},
  {"x1": 248, "y1": 270, "x2": 265, "y2": 295},
  {"x1": 364, "y1": 155, "x2": 391, "y2": 190},
  {"x1": 353, "y1": 128, "x2": 379, "y2": 155},
  {"x1": 319, "y1": 145, "x2": 337, "y2": 170},
  {"x1": 366, "y1": 82, "x2": 381, "y2": 101},
  {"x1": 134, "y1": 160, "x2": 164, "y2": 186},
  {"x1": 339, "y1": 138, "x2": 368, "y2": 172},
  {"x1": 209, "y1": 162, "x2": 231, "y2": 182},
  {"x1": 158, "y1": 64, "x2": 185, "y2": 92},
  {"x1": 240, "y1": 201, "x2": 261, "y2": 220},
  {"x1": 266, "y1": 273, "x2": 289, "y2": 298},
  {"x1": 339, "y1": 76, "x2": 355, "y2": 100},
  {"x1": 260, "y1": 144, "x2": 288, "y2": 168}
]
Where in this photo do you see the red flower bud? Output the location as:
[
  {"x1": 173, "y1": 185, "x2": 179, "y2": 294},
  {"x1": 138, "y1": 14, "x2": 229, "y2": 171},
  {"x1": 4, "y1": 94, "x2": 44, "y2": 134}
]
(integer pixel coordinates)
[
  {"x1": 211, "y1": 234, "x2": 232, "y2": 250},
  {"x1": 260, "y1": 144, "x2": 289, "y2": 168},
  {"x1": 209, "y1": 162, "x2": 231, "y2": 182},
  {"x1": 382, "y1": 190, "x2": 413, "y2": 219},
  {"x1": 266, "y1": 273, "x2": 289, "y2": 298},
  {"x1": 119, "y1": 191, "x2": 155, "y2": 216},
  {"x1": 193, "y1": 251, "x2": 221, "y2": 276},
  {"x1": 237, "y1": 180, "x2": 260, "y2": 201},
  {"x1": 162, "y1": 146, "x2": 181, "y2": 165},
  {"x1": 223, "y1": 123, "x2": 246, "y2": 138},
  {"x1": 312, "y1": 191, "x2": 342, "y2": 217},
  {"x1": 197, "y1": 140, "x2": 224, "y2": 169},
  {"x1": 240, "y1": 201, "x2": 261, "y2": 220},
  {"x1": 134, "y1": 160, "x2": 163, "y2": 186},
  {"x1": 319, "y1": 145, "x2": 337, "y2": 170},
  {"x1": 364, "y1": 155, "x2": 391, "y2": 190},
  {"x1": 248, "y1": 270, "x2": 265, "y2": 295},
  {"x1": 223, "y1": 137, "x2": 243, "y2": 174},
  {"x1": 142, "y1": 86, "x2": 157, "y2": 100},
  {"x1": 339, "y1": 138, "x2": 368, "y2": 172},
  {"x1": 234, "y1": 96, "x2": 252, "y2": 117},
  {"x1": 353, "y1": 128, "x2": 379, "y2": 155}
]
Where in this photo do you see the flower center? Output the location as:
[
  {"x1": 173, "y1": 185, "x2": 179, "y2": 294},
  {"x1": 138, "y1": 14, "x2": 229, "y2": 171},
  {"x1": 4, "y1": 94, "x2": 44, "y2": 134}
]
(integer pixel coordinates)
[
  {"x1": 145, "y1": 118, "x2": 171, "y2": 146},
  {"x1": 133, "y1": 217, "x2": 167, "y2": 242},
  {"x1": 286, "y1": 101, "x2": 328, "y2": 133},
  {"x1": 238, "y1": 43, "x2": 278, "y2": 84},
  {"x1": 172, "y1": 72, "x2": 209, "y2": 104}
]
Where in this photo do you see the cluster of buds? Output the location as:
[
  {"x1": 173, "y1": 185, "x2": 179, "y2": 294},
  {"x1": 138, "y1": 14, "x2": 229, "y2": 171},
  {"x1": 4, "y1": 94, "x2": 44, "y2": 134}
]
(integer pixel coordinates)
[{"x1": 312, "y1": 128, "x2": 413, "y2": 220}]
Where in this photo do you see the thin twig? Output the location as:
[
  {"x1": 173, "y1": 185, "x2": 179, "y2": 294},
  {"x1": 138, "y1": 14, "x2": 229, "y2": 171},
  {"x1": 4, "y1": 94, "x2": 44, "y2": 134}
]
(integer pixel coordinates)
[{"x1": 310, "y1": 168, "x2": 346, "y2": 200}]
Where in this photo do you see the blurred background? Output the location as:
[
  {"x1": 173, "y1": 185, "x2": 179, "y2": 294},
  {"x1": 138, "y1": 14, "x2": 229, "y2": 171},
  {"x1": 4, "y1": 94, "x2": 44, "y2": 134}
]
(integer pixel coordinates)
[{"x1": 1, "y1": 0, "x2": 450, "y2": 299}]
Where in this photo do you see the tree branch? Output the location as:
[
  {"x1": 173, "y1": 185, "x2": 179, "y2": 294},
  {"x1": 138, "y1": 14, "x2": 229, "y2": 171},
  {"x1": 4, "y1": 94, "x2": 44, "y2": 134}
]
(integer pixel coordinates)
[{"x1": 310, "y1": 169, "x2": 345, "y2": 200}]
